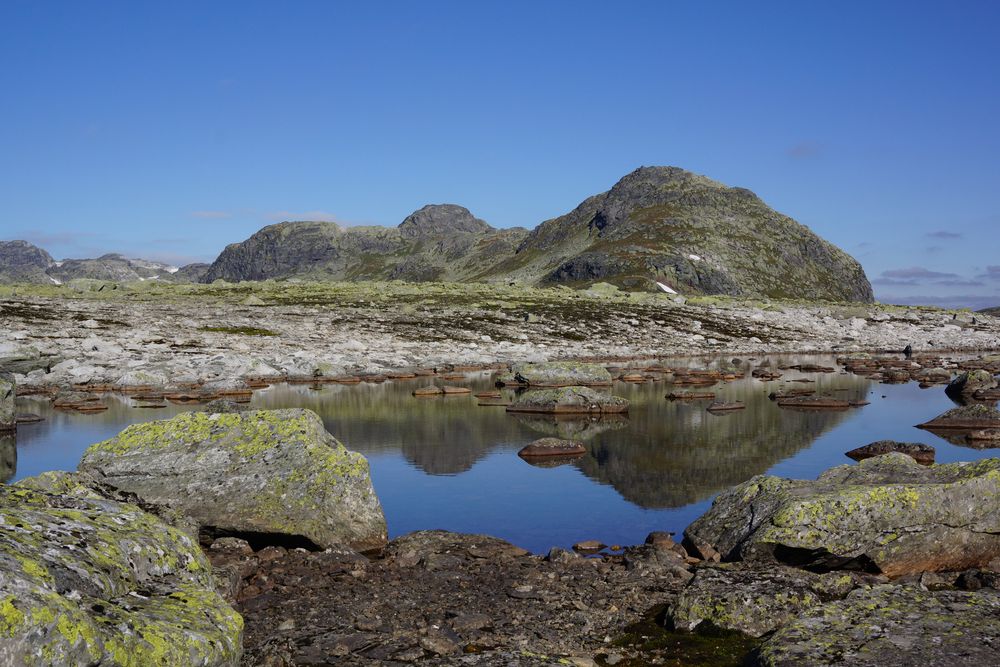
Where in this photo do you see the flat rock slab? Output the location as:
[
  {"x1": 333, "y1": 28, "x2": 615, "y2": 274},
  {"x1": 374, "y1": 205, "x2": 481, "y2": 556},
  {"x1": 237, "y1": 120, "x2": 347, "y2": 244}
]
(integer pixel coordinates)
[
  {"x1": 0, "y1": 483, "x2": 242, "y2": 665},
  {"x1": 79, "y1": 408, "x2": 387, "y2": 551},
  {"x1": 753, "y1": 586, "x2": 1000, "y2": 667},
  {"x1": 918, "y1": 403, "x2": 1000, "y2": 430},
  {"x1": 506, "y1": 386, "x2": 629, "y2": 414},
  {"x1": 685, "y1": 453, "x2": 1000, "y2": 577},
  {"x1": 846, "y1": 440, "x2": 935, "y2": 465}
]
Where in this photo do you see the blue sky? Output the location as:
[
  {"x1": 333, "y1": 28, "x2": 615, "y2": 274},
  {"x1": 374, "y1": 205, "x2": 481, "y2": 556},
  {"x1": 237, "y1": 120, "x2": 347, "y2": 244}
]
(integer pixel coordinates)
[{"x1": 1, "y1": 1, "x2": 997, "y2": 307}]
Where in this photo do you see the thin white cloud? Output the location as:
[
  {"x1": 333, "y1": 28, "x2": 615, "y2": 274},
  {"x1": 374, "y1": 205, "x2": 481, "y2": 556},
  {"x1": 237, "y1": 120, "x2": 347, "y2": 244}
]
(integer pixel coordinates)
[
  {"x1": 266, "y1": 210, "x2": 343, "y2": 223},
  {"x1": 191, "y1": 211, "x2": 233, "y2": 219}
]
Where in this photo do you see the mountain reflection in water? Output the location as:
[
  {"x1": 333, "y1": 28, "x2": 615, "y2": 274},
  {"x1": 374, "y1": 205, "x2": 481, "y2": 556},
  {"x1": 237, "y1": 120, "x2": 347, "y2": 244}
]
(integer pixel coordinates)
[{"x1": 9, "y1": 355, "x2": 997, "y2": 551}]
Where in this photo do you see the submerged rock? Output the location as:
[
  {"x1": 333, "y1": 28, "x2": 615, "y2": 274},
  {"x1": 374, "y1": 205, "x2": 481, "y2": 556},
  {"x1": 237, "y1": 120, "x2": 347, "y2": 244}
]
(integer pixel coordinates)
[
  {"x1": 0, "y1": 484, "x2": 242, "y2": 665},
  {"x1": 79, "y1": 408, "x2": 387, "y2": 551},
  {"x1": 752, "y1": 585, "x2": 1000, "y2": 666},
  {"x1": 506, "y1": 386, "x2": 629, "y2": 414},
  {"x1": 684, "y1": 453, "x2": 1000, "y2": 576},
  {"x1": 845, "y1": 440, "x2": 935, "y2": 465},
  {"x1": 508, "y1": 361, "x2": 613, "y2": 387}
]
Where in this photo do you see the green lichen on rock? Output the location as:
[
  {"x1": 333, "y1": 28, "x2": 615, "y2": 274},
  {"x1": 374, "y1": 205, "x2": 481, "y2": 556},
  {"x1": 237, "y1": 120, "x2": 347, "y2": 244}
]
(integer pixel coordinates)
[
  {"x1": 0, "y1": 485, "x2": 241, "y2": 665},
  {"x1": 668, "y1": 563, "x2": 862, "y2": 637},
  {"x1": 79, "y1": 408, "x2": 387, "y2": 551},
  {"x1": 686, "y1": 453, "x2": 1000, "y2": 576}
]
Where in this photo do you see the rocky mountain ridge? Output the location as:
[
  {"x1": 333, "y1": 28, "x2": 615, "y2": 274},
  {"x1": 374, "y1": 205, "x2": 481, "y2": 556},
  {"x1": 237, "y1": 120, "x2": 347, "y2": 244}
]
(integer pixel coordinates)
[
  {"x1": 0, "y1": 242, "x2": 209, "y2": 285},
  {"x1": 2, "y1": 167, "x2": 876, "y2": 301}
]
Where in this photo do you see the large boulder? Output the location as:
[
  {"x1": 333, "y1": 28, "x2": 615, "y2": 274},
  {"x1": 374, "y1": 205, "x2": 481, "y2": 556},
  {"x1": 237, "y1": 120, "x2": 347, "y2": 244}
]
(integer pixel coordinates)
[
  {"x1": 0, "y1": 483, "x2": 242, "y2": 665},
  {"x1": 509, "y1": 361, "x2": 613, "y2": 387},
  {"x1": 684, "y1": 453, "x2": 1000, "y2": 576},
  {"x1": 945, "y1": 369, "x2": 998, "y2": 399},
  {"x1": 0, "y1": 371, "x2": 13, "y2": 433},
  {"x1": 79, "y1": 409, "x2": 387, "y2": 551},
  {"x1": 506, "y1": 386, "x2": 629, "y2": 414},
  {"x1": 752, "y1": 585, "x2": 1000, "y2": 666}
]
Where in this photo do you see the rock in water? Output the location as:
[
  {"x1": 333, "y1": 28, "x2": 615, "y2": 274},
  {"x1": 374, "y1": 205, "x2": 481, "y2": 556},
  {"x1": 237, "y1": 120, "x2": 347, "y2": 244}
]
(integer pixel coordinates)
[
  {"x1": 945, "y1": 369, "x2": 999, "y2": 399},
  {"x1": 509, "y1": 361, "x2": 613, "y2": 387},
  {"x1": 517, "y1": 437, "x2": 587, "y2": 458},
  {"x1": 79, "y1": 409, "x2": 387, "y2": 551},
  {"x1": 0, "y1": 372, "x2": 14, "y2": 433},
  {"x1": 506, "y1": 387, "x2": 629, "y2": 414},
  {"x1": 684, "y1": 453, "x2": 1000, "y2": 576},
  {"x1": 752, "y1": 586, "x2": 1000, "y2": 667},
  {"x1": 0, "y1": 483, "x2": 242, "y2": 665},
  {"x1": 845, "y1": 440, "x2": 935, "y2": 465}
]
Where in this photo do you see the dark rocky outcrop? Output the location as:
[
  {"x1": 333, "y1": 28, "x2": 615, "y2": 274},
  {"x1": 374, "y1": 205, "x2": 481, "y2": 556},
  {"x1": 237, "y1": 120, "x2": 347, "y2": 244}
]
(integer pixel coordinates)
[
  {"x1": 0, "y1": 240, "x2": 54, "y2": 283},
  {"x1": 945, "y1": 369, "x2": 998, "y2": 399},
  {"x1": 0, "y1": 372, "x2": 13, "y2": 433}
]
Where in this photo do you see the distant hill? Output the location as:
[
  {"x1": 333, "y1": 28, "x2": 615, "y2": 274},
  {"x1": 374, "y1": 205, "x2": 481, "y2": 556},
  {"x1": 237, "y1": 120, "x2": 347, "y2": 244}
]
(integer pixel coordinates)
[
  {"x1": 201, "y1": 166, "x2": 874, "y2": 302},
  {"x1": 0, "y1": 241, "x2": 205, "y2": 285},
  {"x1": 979, "y1": 306, "x2": 1000, "y2": 317}
]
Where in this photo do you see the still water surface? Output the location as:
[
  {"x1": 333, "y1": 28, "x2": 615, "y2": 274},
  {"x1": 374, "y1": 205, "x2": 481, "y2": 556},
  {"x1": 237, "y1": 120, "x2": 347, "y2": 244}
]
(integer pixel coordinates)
[{"x1": 5, "y1": 354, "x2": 996, "y2": 553}]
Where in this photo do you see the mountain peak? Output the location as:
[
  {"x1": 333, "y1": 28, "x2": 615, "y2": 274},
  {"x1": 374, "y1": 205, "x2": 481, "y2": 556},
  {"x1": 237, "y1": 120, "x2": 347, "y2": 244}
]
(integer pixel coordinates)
[{"x1": 397, "y1": 204, "x2": 491, "y2": 238}]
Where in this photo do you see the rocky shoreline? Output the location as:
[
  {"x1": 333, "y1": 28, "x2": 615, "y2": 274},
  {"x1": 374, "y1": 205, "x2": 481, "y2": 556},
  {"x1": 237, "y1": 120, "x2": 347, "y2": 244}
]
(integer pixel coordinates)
[{"x1": 1, "y1": 281, "x2": 999, "y2": 393}]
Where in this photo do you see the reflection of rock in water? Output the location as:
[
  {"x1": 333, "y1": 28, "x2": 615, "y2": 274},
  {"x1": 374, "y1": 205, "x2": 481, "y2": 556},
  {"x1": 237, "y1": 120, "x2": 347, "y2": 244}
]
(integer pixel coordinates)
[
  {"x1": 0, "y1": 435, "x2": 15, "y2": 483},
  {"x1": 576, "y1": 373, "x2": 873, "y2": 509},
  {"x1": 513, "y1": 414, "x2": 629, "y2": 441}
]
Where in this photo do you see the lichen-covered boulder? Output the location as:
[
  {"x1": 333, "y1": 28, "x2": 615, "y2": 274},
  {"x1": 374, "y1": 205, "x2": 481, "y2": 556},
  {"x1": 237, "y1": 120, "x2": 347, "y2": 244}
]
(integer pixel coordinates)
[
  {"x1": 506, "y1": 386, "x2": 629, "y2": 415},
  {"x1": 917, "y1": 403, "x2": 1000, "y2": 431},
  {"x1": 684, "y1": 453, "x2": 1000, "y2": 576},
  {"x1": 79, "y1": 409, "x2": 387, "y2": 551},
  {"x1": 752, "y1": 586, "x2": 1000, "y2": 666},
  {"x1": 945, "y1": 369, "x2": 998, "y2": 398},
  {"x1": 0, "y1": 371, "x2": 14, "y2": 433},
  {"x1": 668, "y1": 563, "x2": 861, "y2": 637},
  {"x1": 508, "y1": 361, "x2": 613, "y2": 387},
  {"x1": 0, "y1": 484, "x2": 242, "y2": 665}
]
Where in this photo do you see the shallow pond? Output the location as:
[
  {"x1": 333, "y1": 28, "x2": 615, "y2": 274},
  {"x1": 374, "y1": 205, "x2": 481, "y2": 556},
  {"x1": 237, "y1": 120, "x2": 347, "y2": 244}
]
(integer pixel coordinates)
[{"x1": 5, "y1": 354, "x2": 997, "y2": 553}]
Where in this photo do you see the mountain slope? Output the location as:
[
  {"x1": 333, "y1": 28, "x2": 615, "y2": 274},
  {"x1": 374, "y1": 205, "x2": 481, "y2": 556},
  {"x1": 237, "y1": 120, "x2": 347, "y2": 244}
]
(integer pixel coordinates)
[{"x1": 487, "y1": 166, "x2": 874, "y2": 301}]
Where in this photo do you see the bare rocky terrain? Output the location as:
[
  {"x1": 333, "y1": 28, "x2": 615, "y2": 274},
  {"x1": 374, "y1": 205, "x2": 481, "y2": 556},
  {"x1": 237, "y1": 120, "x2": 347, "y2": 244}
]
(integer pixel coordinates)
[{"x1": 2, "y1": 280, "x2": 998, "y2": 391}]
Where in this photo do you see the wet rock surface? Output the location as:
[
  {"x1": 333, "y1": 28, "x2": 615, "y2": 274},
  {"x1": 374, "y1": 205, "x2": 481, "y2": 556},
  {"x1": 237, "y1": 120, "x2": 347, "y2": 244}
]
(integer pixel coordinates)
[
  {"x1": 79, "y1": 408, "x2": 388, "y2": 551},
  {"x1": 219, "y1": 530, "x2": 692, "y2": 666},
  {"x1": 0, "y1": 371, "x2": 14, "y2": 433},
  {"x1": 0, "y1": 482, "x2": 243, "y2": 665},
  {"x1": 685, "y1": 453, "x2": 1000, "y2": 576}
]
